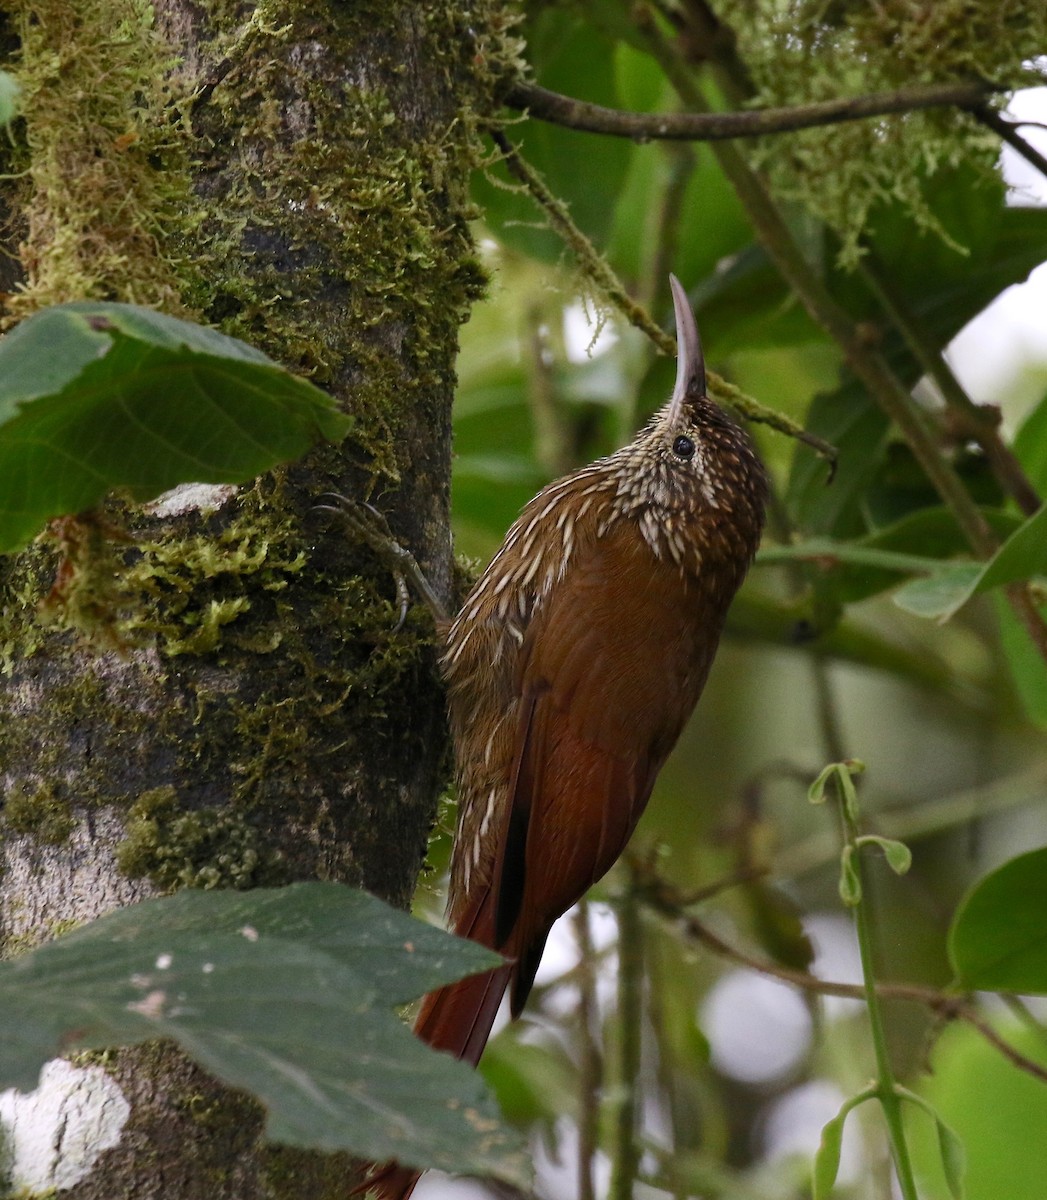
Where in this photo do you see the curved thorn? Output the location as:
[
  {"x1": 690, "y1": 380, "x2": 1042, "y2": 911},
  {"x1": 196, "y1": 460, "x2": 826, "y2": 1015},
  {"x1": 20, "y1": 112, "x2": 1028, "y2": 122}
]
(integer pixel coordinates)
[{"x1": 668, "y1": 274, "x2": 706, "y2": 424}]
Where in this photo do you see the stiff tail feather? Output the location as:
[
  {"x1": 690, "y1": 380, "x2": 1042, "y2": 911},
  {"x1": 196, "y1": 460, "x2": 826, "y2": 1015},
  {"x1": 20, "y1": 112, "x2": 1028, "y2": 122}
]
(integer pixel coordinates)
[{"x1": 353, "y1": 961, "x2": 513, "y2": 1200}]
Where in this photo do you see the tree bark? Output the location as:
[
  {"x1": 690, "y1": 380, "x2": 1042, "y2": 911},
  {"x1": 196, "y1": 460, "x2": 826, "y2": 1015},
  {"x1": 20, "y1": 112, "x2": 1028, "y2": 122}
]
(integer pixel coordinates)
[{"x1": 0, "y1": 1, "x2": 504, "y2": 1195}]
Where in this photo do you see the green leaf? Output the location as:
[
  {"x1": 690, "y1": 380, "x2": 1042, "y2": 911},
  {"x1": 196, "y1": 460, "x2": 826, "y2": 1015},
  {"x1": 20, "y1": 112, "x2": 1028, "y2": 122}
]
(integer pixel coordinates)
[
  {"x1": 838, "y1": 844, "x2": 862, "y2": 907},
  {"x1": 858, "y1": 835, "x2": 913, "y2": 876},
  {"x1": 481, "y1": 1035, "x2": 578, "y2": 1126},
  {"x1": 1014, "y1": 390, "x2": 1047, "y2": 492},
  {"x1": 812, "y1": 1108, "x2": 846, "y2": 1200},
  {"x1": 938, "y1": 1113, "x2": 968, "y2": 1200},
  {"x1": 948, "y1": 847, "x2": 1047, "y2": 993},
  {"x1": 912, "y1": 1022, "x2": 1047, "y2": 1200},
  {"x1": 895, "y1": 1086, "x2": 967, "y2": 1200},
  {"x1": 893, "y1": 504, "x2": 1047, "y2": 621},
  {"x1": 892, "y1": 565, "x2": 983, "y2": 619},
  {"x1": 996, "y1": 594, "x2": 1047, "y2": 727},
  {"x1": 789, "y1": 201, "x2": 1047, "y2": 540},
  {"x1": 0, "y1": 883, "x2": 528, "y2": 1183},
  {"x1": 812, "y1": 1086, "x2": 876, "y2": 1200},
  {"x1": 807, "y1": 762, "x2": 837, "y2": 804},
  {"x1": 788, "y1": 376, "x2": 891, "y2": 539},
  {"x1": 0, "y1": 303, "x2": 351, "y2": 554}
]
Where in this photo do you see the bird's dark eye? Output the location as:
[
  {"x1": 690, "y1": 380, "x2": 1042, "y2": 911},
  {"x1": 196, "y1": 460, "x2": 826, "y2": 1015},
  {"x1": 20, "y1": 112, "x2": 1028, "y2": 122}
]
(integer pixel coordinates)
[{"x1": 672, "y1": 434, "x2": 695, "y2": 460}]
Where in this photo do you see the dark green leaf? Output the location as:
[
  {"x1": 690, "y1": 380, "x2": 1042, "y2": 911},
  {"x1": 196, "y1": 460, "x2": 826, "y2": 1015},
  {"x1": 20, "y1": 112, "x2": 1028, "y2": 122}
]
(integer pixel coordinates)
[
  {"x1": 0, "y1": 303, "x2": 351, "y2": 554},
  {"x1": 787, "y1": 377, "x2": 891, "y2": 538},
  {"x1": 1014, "y1": 391, "x2": 1047, "y2": 492},
  {"x1": 949, "y1": 847, "x2": 1047, "y2": 993},
  {"x1": 693, "y1": 244, "x2": 824, "y2": 354},
  {"x1": 0, "y1": 883, "x2": 527, "y2": 1182},
  {"x1": 996, "y1": 595, "x2": 1047, "y2": 726},
  {"x1": 790, "y1": 202, "x2": 1047, "y2": 540}
]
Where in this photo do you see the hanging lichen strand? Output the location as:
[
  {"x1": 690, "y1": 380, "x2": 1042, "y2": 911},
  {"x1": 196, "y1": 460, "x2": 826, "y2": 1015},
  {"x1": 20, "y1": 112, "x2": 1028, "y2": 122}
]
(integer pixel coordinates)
[
  {"x1": 715, "y1": 0, "x2": 1047, "y2": 266},
  {"x1": 5, "y1": 0, "x2": 198, "y2": 321}
]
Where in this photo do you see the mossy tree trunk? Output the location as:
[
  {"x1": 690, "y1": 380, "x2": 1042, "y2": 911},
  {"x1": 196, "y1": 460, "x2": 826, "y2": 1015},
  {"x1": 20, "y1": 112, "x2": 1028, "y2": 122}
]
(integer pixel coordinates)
[{"x1": 0, "y1": 2, "x2": 505, "y2": 1196}]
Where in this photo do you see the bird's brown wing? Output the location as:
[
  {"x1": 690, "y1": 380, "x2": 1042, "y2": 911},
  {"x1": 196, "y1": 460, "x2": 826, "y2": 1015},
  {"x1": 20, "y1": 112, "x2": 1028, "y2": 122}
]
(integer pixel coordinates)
[{"x1": 492, "y1": 524, "x2": 715, "y2": 1012}]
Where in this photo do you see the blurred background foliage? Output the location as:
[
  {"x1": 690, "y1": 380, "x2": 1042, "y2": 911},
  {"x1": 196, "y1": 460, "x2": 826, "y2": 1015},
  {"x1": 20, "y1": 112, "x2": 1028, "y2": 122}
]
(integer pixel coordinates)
[{"x1": 417, "y1": 2, "x2": 1047, "y2": 1198}]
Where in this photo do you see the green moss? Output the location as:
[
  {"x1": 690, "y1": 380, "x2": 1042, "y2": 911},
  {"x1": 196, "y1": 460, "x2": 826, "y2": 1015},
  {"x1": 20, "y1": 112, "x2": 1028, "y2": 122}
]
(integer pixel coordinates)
[
  {"x1": 0, "y1": 0, "x2": 497, "y2": 924},
  {"x1": 117, "y1": 501, "x2": 306, "y2": 657},
  {"x1": 5, "y1": 0, "x2": 203, "y2": 320},
  {"x1": 117, "y1": 785, "x2": 280, "y2": 890},
  {"x1": 0, "y1": 542, "x2": 59, "y2": 674},
  {"x1": 5, "y1": 781, "x2": 74, "y2": 844},
  {"x1": 180, "y1": 0, "x2": 510, "y2": 481}
]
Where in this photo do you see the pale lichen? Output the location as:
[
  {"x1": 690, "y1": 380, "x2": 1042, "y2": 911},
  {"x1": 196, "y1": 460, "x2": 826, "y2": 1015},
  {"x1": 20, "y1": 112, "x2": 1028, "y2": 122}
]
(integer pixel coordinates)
[{"x1": 718, "y1": 0, "x2": 1047, "y2": 265}]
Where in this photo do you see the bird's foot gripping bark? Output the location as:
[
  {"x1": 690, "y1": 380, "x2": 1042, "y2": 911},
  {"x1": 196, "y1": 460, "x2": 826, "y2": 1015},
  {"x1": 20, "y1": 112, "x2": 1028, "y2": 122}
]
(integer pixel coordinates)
[{"x1": 314, "y1": 494, "x2": 448, "y2": 628}]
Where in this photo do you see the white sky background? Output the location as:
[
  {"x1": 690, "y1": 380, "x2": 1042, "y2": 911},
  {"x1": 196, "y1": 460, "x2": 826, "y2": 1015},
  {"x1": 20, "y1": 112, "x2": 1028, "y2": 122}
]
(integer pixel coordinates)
[
  {"x1": 421, "y1": 87, "x2": 1047, "y2": 1200},
  {"x1": 947, "y1": 86, "x2": 1047, "y2": 421}
]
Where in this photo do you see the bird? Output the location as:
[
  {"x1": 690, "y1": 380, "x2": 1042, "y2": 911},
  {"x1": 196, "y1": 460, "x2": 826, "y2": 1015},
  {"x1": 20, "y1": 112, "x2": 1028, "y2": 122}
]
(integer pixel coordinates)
[{"x1": 357, "y1": 275, "x2": 767, "y2": 1199}]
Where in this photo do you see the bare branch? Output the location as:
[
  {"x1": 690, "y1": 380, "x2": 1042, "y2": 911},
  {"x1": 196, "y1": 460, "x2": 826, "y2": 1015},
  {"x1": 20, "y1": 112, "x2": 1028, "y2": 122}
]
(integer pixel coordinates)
[
  {"x1": 636, "y1": 868, "x2": 1047, "y2": 1087},
  {"x1": 489, "y1": 131, "x2": 837, "y2": 465},
  {"x1": 976, "y1": 105, "x2": 1047, "y2": 184},
  {"x1": 506, "y1": 79, "x2": 1000, "y2": 144}
]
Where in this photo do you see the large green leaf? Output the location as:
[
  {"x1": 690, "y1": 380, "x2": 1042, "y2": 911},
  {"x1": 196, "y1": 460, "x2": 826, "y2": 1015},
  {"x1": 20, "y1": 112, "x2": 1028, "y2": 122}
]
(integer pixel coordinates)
[
  {"x1": 913, "y1": 1023, "x2": 1047, "y2": 1200},
  {"x1": 0, "y1": 883, "x2": 527, "y2": 1183},
  {"x1": 758, "y1": 507, "x2": 1020, "y2": 605},
  {"x1": 1001, "y1": 388, "x2": 1047, "y2": 723},
  {"x1": 948, "y1": 847, "x2": 1047, "y2": 993},
  {"x1": 0, "y1": 303, "x2": 351, "y2": 554},
  {"x1": 787, "y1": 375, "x2": 891, "y2": 538},
  {"x1": 893, "y1": 503, "x2": 1047, "y2": 620},
  {"x1": 789, "y1": 196, "x2": 1047, "y2": 538}
]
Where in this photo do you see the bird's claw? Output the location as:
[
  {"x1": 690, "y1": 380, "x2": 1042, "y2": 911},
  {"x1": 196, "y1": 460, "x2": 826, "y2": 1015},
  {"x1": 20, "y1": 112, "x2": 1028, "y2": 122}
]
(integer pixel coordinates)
[{"x1": 314, "y1": 493, "x2": 447, "y2": 627}]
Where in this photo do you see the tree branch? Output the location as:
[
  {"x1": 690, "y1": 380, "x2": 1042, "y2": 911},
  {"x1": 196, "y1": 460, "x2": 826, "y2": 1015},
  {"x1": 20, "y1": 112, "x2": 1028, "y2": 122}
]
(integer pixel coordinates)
[
  {"x1": 976, "y1": 105, "x2": 1047, "y2": 183},
  {"x1": 505, "y1": 79, "x2": 1000, "y2": 143},
  {"x1": 635, "y1": 868, "x2": 1047, "y2": 1087},
  {"x1": 487, "y1": 128, "x2": 837, "y2": 465},
  {"x1": 637, "y1": 9, "x2": 1047, "y2": 663},
  {"x1": 858, "y1": 249, "x2": 1041, "y2": 517}
]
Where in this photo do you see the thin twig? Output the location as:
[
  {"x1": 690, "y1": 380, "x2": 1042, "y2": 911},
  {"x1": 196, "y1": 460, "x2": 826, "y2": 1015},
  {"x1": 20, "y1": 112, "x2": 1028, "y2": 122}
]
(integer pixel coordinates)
[
  {"x1": 858, "y1": 250, "x2": 1040, "y2": 516},
  {"x1": 635, "y1": 868, "x2": 1047, "y2": 1086},
  {"x1": 609, "y1": 886, "x2": 644, "y2": 1200},
  {"x1": 487, "y1": 128, "x2": 837, "y2": 465},
  {"x1": 637, "y1": 8, "x2": 1047, "y2": 665},
  {"x1": 488, "y1": 130, "x2": 673, "y2": 353},
  {"x1": 573, "y1": 902, "x2": 600, "y2": 1200},
  {"x1": 976, "y1": 106, "x2": 1047, "y2": 183},
  {"x1": 506, "y1": 79, "x2": 999, "y2": 143}
]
